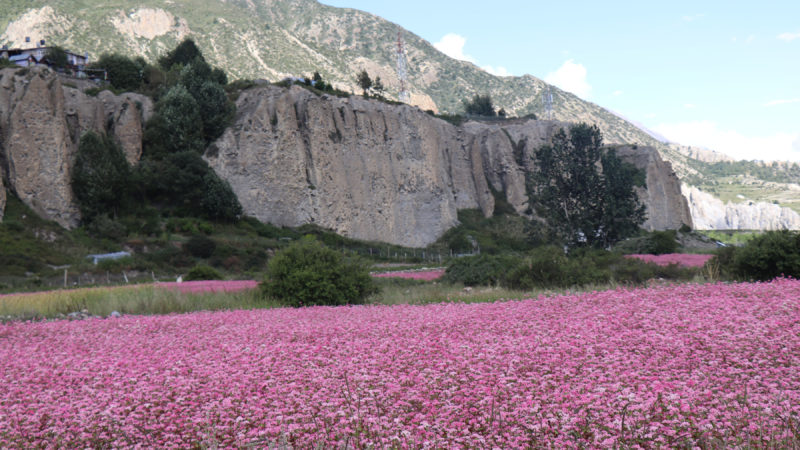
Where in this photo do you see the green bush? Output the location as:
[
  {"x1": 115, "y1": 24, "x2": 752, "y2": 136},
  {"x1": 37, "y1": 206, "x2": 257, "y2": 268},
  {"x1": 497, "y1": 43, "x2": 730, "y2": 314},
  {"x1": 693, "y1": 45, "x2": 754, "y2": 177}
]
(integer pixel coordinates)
[
  {"x1": 263, "y1": 237, "x2": 377, "y2": 307},
  {"x1": 184, "y1": 235, "x2": 216, "y2": 258},
  {"x1": 86, "y1": 214, "x2": 128, "y2": 241},
  {"x1": 93, "y1": 53, "x2": 144, "y2": 91},
  {"x1": 505, "y1": 246, "x2": 612, "y2": 290},
  {"x1": 716, "y1": 230, "x2": 800, "y2": 281},
  {"x1": 185, "y1": 265, "x2": 223, "y2": 281},
  {"x1": 647, "y1": 230, "x2": 679, "y2": 255},
  {"x1": 444, "y1": 254, "x2": 522, "y2": 286}
]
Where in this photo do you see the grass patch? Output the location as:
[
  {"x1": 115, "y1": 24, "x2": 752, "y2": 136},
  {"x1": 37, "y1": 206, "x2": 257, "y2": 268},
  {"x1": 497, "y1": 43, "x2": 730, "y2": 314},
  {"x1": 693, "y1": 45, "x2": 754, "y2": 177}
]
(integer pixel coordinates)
[{"x1": 0, "y1": 284, "x2": 276, "y2": 321}]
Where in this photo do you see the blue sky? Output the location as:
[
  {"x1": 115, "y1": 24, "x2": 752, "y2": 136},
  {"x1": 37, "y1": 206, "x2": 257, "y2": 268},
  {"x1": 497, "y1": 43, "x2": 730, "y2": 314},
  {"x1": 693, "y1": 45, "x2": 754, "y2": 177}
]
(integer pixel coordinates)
[{"x1": 321, "y1": 0, "x2": 800, "y2": 162}]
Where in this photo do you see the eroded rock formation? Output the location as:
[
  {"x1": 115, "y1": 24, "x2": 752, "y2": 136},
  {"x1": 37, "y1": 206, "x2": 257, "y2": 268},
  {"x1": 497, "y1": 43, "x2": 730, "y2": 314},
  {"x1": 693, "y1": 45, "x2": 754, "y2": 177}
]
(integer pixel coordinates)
[
  {"x1": 683, "y1": 185, "x2": 800, "y2": 230},
  {"x1": 0, "y1": 66, "x2": 151, "y2": 227}
]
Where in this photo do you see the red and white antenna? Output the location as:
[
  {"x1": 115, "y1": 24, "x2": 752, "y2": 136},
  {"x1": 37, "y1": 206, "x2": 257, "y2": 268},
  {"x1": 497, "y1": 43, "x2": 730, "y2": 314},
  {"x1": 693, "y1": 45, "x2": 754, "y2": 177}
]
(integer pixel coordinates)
[{"x1": 396, "y1": 31, "x2": 410, "y2": 103}]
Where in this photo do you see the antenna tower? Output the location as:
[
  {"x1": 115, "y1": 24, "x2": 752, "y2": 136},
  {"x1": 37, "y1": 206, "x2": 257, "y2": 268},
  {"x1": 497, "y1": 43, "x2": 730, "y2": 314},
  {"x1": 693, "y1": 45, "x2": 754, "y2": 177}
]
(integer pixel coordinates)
[
  {"x1": 543, "y1": 86, "x2": 553, "y2": 120},
  {"x1": 396, "y1": 31, "x2": 410, "y2": 103}
]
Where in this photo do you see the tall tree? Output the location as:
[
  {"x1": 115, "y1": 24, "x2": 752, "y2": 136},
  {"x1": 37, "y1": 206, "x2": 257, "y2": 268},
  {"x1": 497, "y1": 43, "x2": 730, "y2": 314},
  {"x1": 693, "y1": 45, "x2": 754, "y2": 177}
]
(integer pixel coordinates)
[
  {"x1": 531, "y1": 123, "x2": 646, "y2": 248},
  {"x1": 71, "y1": 131, "x2": 131, "y2": 222},
  {"x1": 158, "y1": 38, "x2": 204, "y2": 70},
  {"x1": 356, "y1": 70, "x2": 372, "y2": 96}
]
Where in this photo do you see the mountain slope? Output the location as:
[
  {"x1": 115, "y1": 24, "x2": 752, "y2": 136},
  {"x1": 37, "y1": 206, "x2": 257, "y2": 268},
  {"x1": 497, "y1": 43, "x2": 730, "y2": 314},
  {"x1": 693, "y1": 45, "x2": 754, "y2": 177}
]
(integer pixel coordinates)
[{"x1": 0, "y1": 0, "x2": 660, "y2": 145}]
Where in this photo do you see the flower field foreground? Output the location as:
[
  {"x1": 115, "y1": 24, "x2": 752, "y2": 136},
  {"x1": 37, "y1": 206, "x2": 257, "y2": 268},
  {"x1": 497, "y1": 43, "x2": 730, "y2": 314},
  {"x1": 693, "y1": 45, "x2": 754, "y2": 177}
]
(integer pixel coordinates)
[
  {"x1": 626, "y1": 253, "x2": 715, "y2": 268},
  {"x1": 2, "y1": 280, "x2": 800, "y2": 447},
  {"x1": 371, "y1": 268, "x2": 446, "y2": 281}
]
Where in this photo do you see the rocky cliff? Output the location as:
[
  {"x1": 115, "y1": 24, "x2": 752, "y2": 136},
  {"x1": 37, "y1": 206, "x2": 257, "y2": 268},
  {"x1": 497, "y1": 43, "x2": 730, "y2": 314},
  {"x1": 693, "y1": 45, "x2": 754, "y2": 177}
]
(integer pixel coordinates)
[
  {"x1": 207, "y1": 85, "x2": 691, "y2": 247},
  {"x1": 0, "y1": 70, "x2": 691, "y2": 246},
  {"x1": 683, "y1": 185, "x2": 800, "y2": 230},
  {"x1": 0, "y1": 66, "x2": 152, "y2": 227}
]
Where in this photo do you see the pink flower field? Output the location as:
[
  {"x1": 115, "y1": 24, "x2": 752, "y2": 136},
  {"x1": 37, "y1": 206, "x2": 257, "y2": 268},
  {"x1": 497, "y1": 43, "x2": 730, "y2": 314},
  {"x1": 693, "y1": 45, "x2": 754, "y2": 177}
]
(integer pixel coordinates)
[
  {"x1": 626, "y1": 253, "x2": 715, "y2": 268},
  {"x1": 2, "y1": 280, "x2": 799, "y2": 447},
  {"x1": 371, "y1": 268, "x2": 446, "y2": 281}
]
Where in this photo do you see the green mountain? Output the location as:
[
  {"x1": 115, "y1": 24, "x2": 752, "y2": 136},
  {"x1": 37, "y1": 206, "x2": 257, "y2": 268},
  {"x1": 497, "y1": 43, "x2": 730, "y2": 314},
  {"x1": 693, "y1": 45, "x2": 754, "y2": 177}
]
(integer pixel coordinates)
[{"x1": 2, "y1": 0, "x2": 798, "y2": 213}]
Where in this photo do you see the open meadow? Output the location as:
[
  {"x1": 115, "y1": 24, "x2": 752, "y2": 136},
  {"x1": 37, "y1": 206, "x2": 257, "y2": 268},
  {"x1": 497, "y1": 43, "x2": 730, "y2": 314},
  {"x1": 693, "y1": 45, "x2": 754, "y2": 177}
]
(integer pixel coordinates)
[{"x1": 1, "y1": 278, "x2": 799, "y2": 447}]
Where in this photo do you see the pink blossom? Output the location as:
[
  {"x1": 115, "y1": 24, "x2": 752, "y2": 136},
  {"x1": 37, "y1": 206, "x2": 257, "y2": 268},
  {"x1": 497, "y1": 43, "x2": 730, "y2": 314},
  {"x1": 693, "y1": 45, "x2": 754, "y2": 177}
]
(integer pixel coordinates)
[{"x1": 1, "y1": 279, "x2": 799, "y2": 447}]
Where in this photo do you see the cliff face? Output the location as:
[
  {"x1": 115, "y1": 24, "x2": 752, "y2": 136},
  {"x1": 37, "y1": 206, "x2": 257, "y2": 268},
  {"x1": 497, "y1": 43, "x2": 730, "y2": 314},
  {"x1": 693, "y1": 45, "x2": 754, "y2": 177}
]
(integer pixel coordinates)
[
  {"x1": 0, "y1": 67, "x2": 152, "y2": 227},
  {"x1": 207, "y1": 85, "x2": 691, "y2": 246},
  {"x1": 0, "y1": 71, "x2": 691, "y2": 246},
  {"x1": 683, "y1": 185, "x2": 800, "y2": 230},
  {"x1": 206, "y1": 85, "x2": 488, "y2": 247}
]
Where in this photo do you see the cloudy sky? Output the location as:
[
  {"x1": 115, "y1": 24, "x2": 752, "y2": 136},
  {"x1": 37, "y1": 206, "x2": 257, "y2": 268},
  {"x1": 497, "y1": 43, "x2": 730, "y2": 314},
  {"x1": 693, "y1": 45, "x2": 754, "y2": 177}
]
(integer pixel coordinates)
[{"x1": 322, "y1": 0, "x2": 800, "y2": 162}]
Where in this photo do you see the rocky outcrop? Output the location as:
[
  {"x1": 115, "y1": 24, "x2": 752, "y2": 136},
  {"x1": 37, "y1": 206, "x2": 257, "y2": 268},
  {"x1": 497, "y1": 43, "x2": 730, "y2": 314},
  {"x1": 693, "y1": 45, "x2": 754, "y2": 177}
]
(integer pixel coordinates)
[
  {"x1": 0, "y1": 67, "x2": 152, "y2": 226},
  {"x1": 613, "y1": 145, "x2": 693, "y2": 231},
  {"x1": 208, "y1": 85, "x2": 691, "y2": 246},
  {"x1": 207, "y1": 86, "x2": 484, "y2": 247},
  {"x1": 682, "y1": 185, "x2": 800, "y2": 230}
]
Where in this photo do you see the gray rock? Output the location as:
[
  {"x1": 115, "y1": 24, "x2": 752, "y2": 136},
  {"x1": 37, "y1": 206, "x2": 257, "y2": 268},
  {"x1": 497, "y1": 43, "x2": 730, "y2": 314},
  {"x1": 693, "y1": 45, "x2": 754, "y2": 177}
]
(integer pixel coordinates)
[{"x1": 207, "y1": 85, "x2": 692, "y2": 246}]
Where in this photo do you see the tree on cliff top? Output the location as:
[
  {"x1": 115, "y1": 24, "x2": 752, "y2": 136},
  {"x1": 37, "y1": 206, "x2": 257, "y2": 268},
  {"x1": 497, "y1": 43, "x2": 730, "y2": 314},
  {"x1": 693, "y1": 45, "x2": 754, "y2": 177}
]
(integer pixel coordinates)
[
  {"x1": 463, "y1": 94, "x2": 496, "y2": 117},
  {"x1": 531, "y1": 123, "x2": 646, "y2": 249},
  {"x1": 356, "y1": 69, "x2": 372, "y2": 96}
]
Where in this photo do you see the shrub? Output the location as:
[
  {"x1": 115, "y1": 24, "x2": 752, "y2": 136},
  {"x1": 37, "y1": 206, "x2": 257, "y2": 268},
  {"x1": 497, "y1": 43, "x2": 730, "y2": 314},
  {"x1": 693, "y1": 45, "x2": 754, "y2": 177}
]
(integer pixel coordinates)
[
  {"x1": 185, "y1": 265, "x2": 223, "y2": 281},
  {"x1": 718, "y1": 230, "x2": 800, "y2": 281},
  {"x1": 444, "y1": 254, "x2": 522, "y2": 286},
  {"x1": 45, "y1": 46, "x2": 69, "y2": 69},
  {"x1": 93, "y1": 53, "x2": 144, "y2": 91},
  {"x1": 263, "y1": 238, "x2": 377, "y2": 307},
  {"x1": 648, "y1": 230, "x2": 679, "y2": 255},
  {"x1": 463, "y1": 94, "x2": 496, "y2": 116},
  {"x1": 184, "y1": 235, "x2": 216, "y2": 258},
  {"x1": 86, "y1": 214, "x2": 128, "y2": 241}
]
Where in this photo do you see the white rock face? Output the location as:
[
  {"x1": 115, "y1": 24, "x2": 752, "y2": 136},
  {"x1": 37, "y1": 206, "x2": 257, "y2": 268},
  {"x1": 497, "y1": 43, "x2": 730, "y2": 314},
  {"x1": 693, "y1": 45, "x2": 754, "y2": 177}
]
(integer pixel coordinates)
[{"x1": 682, "y1": 185, "x2": 800, "y2": 230}]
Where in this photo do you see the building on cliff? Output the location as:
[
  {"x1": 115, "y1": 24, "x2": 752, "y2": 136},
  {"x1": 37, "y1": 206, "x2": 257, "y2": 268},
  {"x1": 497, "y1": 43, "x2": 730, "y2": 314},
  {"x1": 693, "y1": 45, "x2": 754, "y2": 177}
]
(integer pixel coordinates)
[{"x1": 1, "y1": 39, "x2": 89, "y2": 75}]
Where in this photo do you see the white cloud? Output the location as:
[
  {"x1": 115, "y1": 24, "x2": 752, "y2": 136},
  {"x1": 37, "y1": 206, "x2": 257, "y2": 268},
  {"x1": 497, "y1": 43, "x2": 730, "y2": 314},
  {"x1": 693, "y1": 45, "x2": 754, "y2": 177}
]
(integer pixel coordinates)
[
  {"x1": 682, "y1": 13, "x2": 705, "y2": 22},
  {"x1": 544, "y1": 60, "x2": 591, "y2": 99},
  {"x1": 653, "y1": 120, "x2": 800, "y2": 161},
  {"x1": 613, "y1": 90, "x2": 623, "y2": 96},
  {"x1": 482, "y1": 65, "x2": 511, "y2": 77},
  {"x1": 765, "y1": 98, "x2": 800, "y2": 106},
  {"x1": 434, "y1": 33, "x2": 512, "y2": 77},
  {"x1": 433, "y1": 33, "x2": 476, "y2": 63},
  {"x1": 778, "y1": 31, "x2": 800, "y2": 41},
  {"x1": 684, "y1": 103, "x2": 696, "y2": 109}
]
